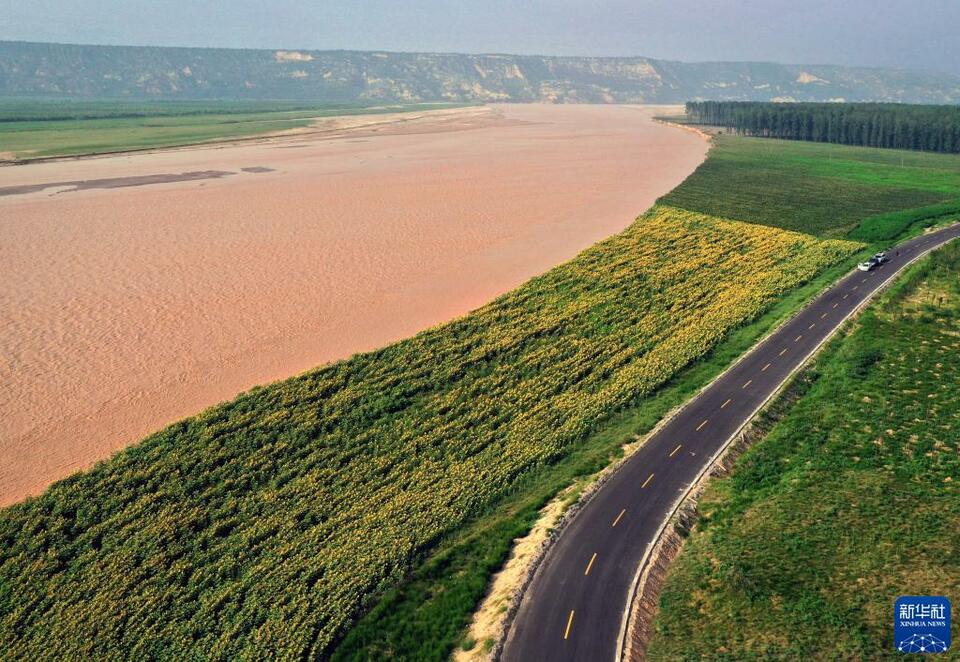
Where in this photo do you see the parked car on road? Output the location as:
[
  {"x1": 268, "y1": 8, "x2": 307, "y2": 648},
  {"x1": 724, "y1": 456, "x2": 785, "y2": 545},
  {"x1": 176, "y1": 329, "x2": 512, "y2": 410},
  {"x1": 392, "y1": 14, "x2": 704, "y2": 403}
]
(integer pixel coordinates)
[{"x1": 858, "y1": 252, "x2": 890, "y2": 271}]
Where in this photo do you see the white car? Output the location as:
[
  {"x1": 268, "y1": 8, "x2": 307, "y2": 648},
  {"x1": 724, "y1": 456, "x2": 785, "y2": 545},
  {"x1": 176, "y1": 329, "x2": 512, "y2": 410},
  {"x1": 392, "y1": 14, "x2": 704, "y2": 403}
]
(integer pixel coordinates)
[{"x1": 858, "y1": 252, "x2": 889, "y2": 272}]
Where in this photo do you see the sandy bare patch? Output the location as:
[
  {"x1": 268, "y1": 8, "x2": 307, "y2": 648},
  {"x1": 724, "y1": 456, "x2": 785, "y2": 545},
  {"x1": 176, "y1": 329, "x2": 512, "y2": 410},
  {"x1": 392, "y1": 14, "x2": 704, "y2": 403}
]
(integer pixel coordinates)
[
  {"x1": 0, "y1": 104, "x2": 707, "y2": 505},
  {"x1": 456, "y1": 437, "x2": 647, "y2": 660},
  {"x1": 460, "y1": 430, "x2": 654, "y2": 660},
  {"x1": 273, "y1": 50, "x2": 314, "y2": 63},
  {"x1": 0, "y1": 170, "x2": 237, "y2": 197},
  {"x1": 455, "y1": 492, "x2": 572, "y2": 660},
  {"x1": 304, "y1": 105, "x2": 520, "y2": 136}
]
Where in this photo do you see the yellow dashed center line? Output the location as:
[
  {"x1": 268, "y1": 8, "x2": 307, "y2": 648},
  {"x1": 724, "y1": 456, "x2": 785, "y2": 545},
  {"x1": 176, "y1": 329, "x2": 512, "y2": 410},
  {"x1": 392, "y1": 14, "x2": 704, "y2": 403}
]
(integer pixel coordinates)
[
  {"x1": 742, "y1": 379, "x2": 753, "y2": 389},
  {"x1": 642, "y1": 473, "x2": 655, "y2": 488},
  {"x1": 794, "y1": 335, "x2": 802, "y2": 343},
  {"x1": 820, "y1": 313, "x2": 828, "y2": 319},
  {"x1": 564, "y1": 610, "x2": 575, "y2": 640},
  {"x1": 721, "y1": 398, "x2": 732, "y2": 409},
  {"x1": 808, "y1": 323, "x2": 816, "y2": 330},
  {"x1": 761, "y1": 363, "x2": 771, "y2": 372},
  {"x1": 611, "y1": 509, "x2": 626, "y2": 528},
  {"x1": 669, "y1": 444, "x2": 683, "y2": 457},
  {"x1": 779, "y1": 348, "x2": 787, "y2": 356},
  {"x1": 843, "y1": 293, "x2": 849, "y2": 299},
  {"x1": 584, "y1": 552, "x2": 597, "y2": 576},
  {"x1": 696, "y1": 419, "x2": 708, "y2": 432},
  {"x1": 853, "y1": 285, "x2": 859, "y2": 291},
  {"x1": 833, "y1": 303, "x2": 839, "y2": 309}
]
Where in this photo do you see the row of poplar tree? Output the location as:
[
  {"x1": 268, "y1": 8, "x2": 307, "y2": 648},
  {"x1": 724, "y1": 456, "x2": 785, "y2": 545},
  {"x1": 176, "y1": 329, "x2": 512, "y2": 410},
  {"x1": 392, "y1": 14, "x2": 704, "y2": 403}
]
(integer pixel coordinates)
[{"x1": 685, "y1": 101, "x2": 960, "y2": 154}]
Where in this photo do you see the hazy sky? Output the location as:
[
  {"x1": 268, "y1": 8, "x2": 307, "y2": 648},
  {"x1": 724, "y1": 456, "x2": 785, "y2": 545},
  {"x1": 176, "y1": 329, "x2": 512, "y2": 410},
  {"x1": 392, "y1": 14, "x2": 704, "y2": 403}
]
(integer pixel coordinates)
[{"x1": 3, "y1": 0, "x2": 959, "y2": 74}]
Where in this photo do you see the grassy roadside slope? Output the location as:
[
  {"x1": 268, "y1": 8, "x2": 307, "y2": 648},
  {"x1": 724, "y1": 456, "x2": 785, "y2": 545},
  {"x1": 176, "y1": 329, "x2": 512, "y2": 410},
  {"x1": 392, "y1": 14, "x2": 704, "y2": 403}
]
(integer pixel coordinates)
[
  {"x1": 0, "y1": 100, "x2": 459, "y2": 159},
  {"x1": 661, "y1": 135, "x2": 960, "y2": 238},
  {"x1": 647, "y1": 240, "x2": 960, "y2": 660}
]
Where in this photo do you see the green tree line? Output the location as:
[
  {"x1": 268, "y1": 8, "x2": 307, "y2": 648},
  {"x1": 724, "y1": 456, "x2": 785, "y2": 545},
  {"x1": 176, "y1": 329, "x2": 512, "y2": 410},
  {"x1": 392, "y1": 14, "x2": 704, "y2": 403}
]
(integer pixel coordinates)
[{"x1": 685, "y1": 101, "x2": 960, "y2": 153}]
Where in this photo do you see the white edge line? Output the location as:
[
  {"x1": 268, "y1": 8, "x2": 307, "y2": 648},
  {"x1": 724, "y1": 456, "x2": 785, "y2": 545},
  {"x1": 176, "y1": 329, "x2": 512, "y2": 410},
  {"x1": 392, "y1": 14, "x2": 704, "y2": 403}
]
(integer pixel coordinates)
[{"x1": 613, "y1": 227, "x2": 959, "y2": 662}]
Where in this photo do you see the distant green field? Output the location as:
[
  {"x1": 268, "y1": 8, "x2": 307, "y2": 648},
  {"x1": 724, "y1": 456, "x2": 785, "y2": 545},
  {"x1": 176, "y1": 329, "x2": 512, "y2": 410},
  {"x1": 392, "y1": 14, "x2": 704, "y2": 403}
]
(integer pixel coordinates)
[
  {"x1": 0, "y1": 99, "x2": 397, "y2": 122},
  {"x1": 648, "y1": 239, "x2": 960, "y2": 660},
  {"x1": 0, "y1": 99, "x2": 462, "y2": 159},
  {"x1": 847, "y1": 199, "x2": 960, "y2": 243},
  {"x1": 662, "y1": 135, "x2": 960, "y2": 237}
]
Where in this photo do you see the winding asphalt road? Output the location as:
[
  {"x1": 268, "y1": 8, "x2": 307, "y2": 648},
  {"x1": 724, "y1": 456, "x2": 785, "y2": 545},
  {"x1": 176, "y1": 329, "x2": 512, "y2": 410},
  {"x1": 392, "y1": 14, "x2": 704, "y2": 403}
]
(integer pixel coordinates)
[{"x1": 502, "y1": 223, "x2": 960, "y2": 662}]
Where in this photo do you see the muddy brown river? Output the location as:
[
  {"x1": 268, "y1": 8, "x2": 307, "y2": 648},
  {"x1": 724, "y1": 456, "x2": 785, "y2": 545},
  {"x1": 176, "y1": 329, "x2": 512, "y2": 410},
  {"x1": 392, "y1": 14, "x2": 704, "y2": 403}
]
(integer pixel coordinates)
[{"x1": 0, "y1": 103, "x2": 707, "y2": 505}]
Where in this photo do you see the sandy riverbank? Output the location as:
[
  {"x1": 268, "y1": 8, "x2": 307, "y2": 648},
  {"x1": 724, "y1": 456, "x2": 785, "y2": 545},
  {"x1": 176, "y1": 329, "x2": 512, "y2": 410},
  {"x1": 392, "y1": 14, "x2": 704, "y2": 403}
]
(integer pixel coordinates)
[{"x1": 0, "y1": 103, "x2": 707, "y2": 505}]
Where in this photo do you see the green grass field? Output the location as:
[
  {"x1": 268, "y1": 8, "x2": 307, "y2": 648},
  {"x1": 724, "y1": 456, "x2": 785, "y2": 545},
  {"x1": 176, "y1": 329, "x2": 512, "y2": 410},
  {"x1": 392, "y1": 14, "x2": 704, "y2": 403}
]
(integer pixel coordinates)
[
  {"x1": 661, "y1": 135, "x2": 960, "y2": 238},
  {"x1": 0, "y1": 99, "x2": 460, "y2": 159},
  {"x1": 647, "y1": 240, "x2": 960, "y2": 660},
  {"x1": 0, "y1": 99, "x2": 397, "y2": 122},
  {"x1": 847, "y1": 199, "x2": 960, "y2": 243}
]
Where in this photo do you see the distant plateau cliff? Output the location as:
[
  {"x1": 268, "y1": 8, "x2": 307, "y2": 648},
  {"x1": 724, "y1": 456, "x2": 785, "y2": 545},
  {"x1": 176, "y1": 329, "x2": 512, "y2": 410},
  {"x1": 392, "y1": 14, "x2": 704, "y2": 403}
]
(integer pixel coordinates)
[{"x1": 3, "y1": 41, "x2": 960, "y2": 104}]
